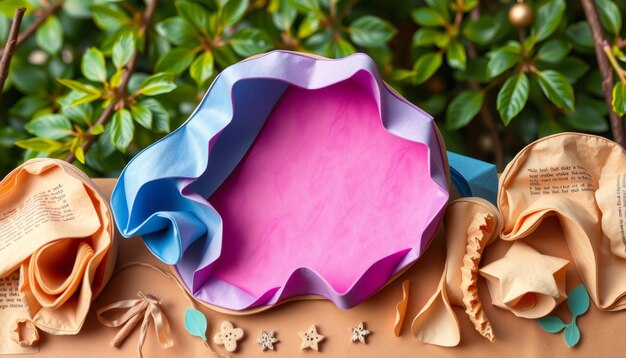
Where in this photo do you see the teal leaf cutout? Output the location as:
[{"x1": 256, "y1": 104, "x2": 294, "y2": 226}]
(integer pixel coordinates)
[
  {"x1": 536, "y1": 285, "x2": 589, "y2": 348},
  {"x1": 184, "y1": 307, "x2": 208, "y2": 341},
  {"x1": 567, "y1": 284, "x2": 590, "y2": 318},
  {"x1": 564, "y1": 323, "x2": 580, "y2": 348},
  {"x1": 538, "y1": 315, "x2": 567, "y2": 333}
]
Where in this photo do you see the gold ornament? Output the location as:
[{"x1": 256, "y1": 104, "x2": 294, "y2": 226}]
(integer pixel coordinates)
[{"x1": 509, "y1": 2, "x2": 533, "y2": 28}]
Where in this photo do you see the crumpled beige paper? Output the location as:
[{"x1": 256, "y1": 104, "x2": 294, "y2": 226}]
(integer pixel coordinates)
[
  {"x1": 411, "y1": 198, "x2": 501, "y2": 347},
  {"x1": 0, "y1": 159, "x2": 116, "y2": 342},
  {"x1": 499, "y1": 132, "x2": 626, "y2": 310},
  {"x1": 480, "y1": 241, "x2": 569, "y2": 319}
]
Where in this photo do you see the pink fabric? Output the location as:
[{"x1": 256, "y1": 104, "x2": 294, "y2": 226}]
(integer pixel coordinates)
[{"x1": 208, "y1": 77, "x2": 438, "y2": 296}]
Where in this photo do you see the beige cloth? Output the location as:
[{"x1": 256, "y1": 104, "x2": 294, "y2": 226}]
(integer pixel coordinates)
[
  {"x1": 0, "y1": 159, "x2": 116, "y2": 336},
  {"x1": 479, "y1": 241, "x2": 569, "y2": 319},
  {"x1": 499, "y1": 132, "x2": 626, "y2": 310},
  {"x1": 411, "y1": 198, "x2": 501, "y2": 346}
]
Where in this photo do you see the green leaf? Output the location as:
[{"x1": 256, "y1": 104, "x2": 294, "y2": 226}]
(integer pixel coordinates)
[
  {"x1": 446, "y1": 90, "x2": 484, "y2": 130},
  {"x1": 190, "y1": 51, "x2": 215, "y2": 86},
  {"x1": 497, "y1": 73, "x2": 529, "y2": 125},
  {"x1": 453, "y1": 57, "x2": 489, "y2": 83},
  {"x1": 82, "y1": 48, "x2": 107, "y2": 83},
  {"x1": 156, "y1": 17, "x2": 198, "y2": 46},
  {"x1": 596, "y1": 0, "x2": 622, "y2": 35},
  {"x1": 184, "y1": 308, "x2": 208, "y2": 342},
  {"x1": 613, "y1": 82, "x2": 626, "y2": 116},
  {"x1": 36, "y1": 16, "x2": 62, "y2": 54},
  {"x1": 289, "y1": 0, "x2": 320, "y2": 12},
  {"x1": 91, "y1": 124, "x2": 105, "y2": 135},
  {"x1": 176, "y1": 0, "x2": 211, "y2": 35},
  {"x1": 156, "y1": 47, "x2": 197, "y2": 75},
  {"x1": 487, "y1": 45, "x2": 520, "y2": 78},
  {"x1": 272, "y1": 0, "x2": 297, "y2": 31},
  {"x1": 534, "y1": 70, "x2": 575, "y2": 111},
  {"x1": 212, "y1": 45, "x2": 239, "y2": 68},
  {"x1": 111, "y1": 109, "x2": 134, "y2": 152},
  {"x1": 537, "y1": 315, "x2": 567, "y2": 333},
  {"x1": 446, "y1": 41, "x2": 466, "y2": 71},
  {"x1": 332, "y1": 38, "x2": 356, "y2": 58},
  {"x1": 412, "y1": 28, "x2": 440, "y2": 47},
  {"x1": 413, "y1": 52, "x2": 443, "y2": 85},
  {"x1": 140, "y1": 99, "x2": 170, "y2": 133},
  {"x1": 24, "y1": 114, "x2": 72, "y2": 140},
  {"x1": 138, "y1": 73, "x2": 177, "y2": 96},
  {"x1": 463, "y1": 15, "x2": 498, "y2": 46},
  {"x1": 57, "y1": 79, "x2": 101, "y2": 96},
  {"x1": 0, "y1": 127, "x2": 26, "y2": 148},
  {"x1": 10, "y1": 96, "x2": 49, "y2": 119},
  {"x1": 411, "y1": 8, "x2": 446, "y2": 27},
  {"x1": 130, "y1": 103, "x2": 153, "y2": 130},
  {"x1": 10, "y1": 64, "x2": 48, "y2": 95},
  {"x1": 59, "y1": 92, "x2": 94, "y2": 125},
  {"x1": 73, "y1": 146, "x2": 85, "y2": 164},
  {"x1": 92, "y1": 4, "x2": 130, "y2": 31},
  {"x1": 565, "y1": 22, "x2": 594, "y2": 49},
  {"x1": 230, "y1": 28, "x2": 273, "y2": 57},
  {"x1": 536, "y1": 56, "x2": 589, "y2": 83},
  {"x1": 297, "y1": 13, "x2": 321, "y2": 39},
  {"x1": 221, "y1": 0, "x2": 249, "y2": 28},
  {"x1": 537, "y1": 40, "x2": 571, "y2": 63},
  {"x1": 564, "y1": 324, "x2": 580, "y2": 348},
  {"x1": 349, "y1": 16, "x2": 396, "y2": 48},
  {"x1": 425, "y1": 0, "x2": 450, "y2": 19},
  {"x1": 15, "y1": 138, "x2": 63, "y2": 153},
  {"x1": 530, "y1": 0, "x2": 565, "y2": 42},
  {"x1": 391, "y1": 69, "x2": 415, "y2": 82},
  {"x1": 71, "y1": 92, "x2": 102, "y2": 106},
  {"x1": 113, "y1": 33, "x2": 135, "y2": 69},
  {"x1": 565, "y1": 101, "x2": 608, "y2": 133}
]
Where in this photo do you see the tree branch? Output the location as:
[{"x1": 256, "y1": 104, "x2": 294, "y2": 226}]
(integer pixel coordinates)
[
  {"x1": 65, "y1": 0, "x2": 158, "y2": 163},
  {"x1": 0, "y1": 3, "x2": 62, "y2": 58},
  {"x1": 0, "y1": 8, "x2": 26, "y2": 101},
  {"x1": 580, "y1": 0, "x2": 626, "y2": 147}
]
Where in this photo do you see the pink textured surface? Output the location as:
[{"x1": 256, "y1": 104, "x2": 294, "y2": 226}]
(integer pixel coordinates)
[{"x1": 208, "y1": 78, "x2": 439, "y2": 296}]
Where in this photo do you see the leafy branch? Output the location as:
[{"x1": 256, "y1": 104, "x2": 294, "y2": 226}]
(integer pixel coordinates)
[
  {"x1": 64, "y1": 0, "x2": 158, "y2": 163},
  {"x1": 0, "y1": 2, "x2": 61, "y2": 58}
]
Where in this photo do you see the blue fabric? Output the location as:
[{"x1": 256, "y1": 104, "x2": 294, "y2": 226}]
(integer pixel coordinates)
[{"x1": 448, "y1": 151, "x2": 499, "y2": 205}]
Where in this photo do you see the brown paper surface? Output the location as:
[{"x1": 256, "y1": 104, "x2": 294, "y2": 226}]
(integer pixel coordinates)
[{"x1": 19, "y1": 178, "x2": 626, "y2": 357}]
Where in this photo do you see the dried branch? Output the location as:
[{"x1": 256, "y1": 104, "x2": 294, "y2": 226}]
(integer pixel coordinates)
[
  {"x1": 580, "y1": 0, "x2": 626, "y2": 147},
  {"x1": 65, "y1": 0, "x2": 158, "y2": 163},
  {"x1": 0, "y1": 3, "x2": 62, "y2": 58},
  {"x1": 0, "y1": 8, "x2": 26, "y2": 101}
]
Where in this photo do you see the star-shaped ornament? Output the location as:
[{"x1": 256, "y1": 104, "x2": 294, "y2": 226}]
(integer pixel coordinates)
[
  {"x1": 257, "y1": 330, "x2": 279, "y2": 351},
  {"x1": 213, "y1": 321, "x2": 244, "y2": 352},
  {"x1": 479, "y1": 241, "x2": 569, "y2": 318},
  {"x1": 299, "y1": 325, "x2": 325, "y2": 351},
  {"x1": 351, "y1": 322, "x2": 370, "y2": 343}
]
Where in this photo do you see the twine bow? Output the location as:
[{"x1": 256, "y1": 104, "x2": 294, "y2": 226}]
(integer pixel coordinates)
[{"x1": 96, "y1": 291, "x2": 173, "y2": 358}]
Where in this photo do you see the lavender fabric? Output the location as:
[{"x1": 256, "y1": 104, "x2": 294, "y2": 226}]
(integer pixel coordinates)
[{"x1": 110, "y1": 51, "x2": 450, "y2": 311}]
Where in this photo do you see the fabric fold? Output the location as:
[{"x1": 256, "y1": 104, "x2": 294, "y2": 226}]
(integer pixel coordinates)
[
  {"x1": 0, "y1": 158, "x2": 116, "y2": 335},
  {"x1": 498, "y1": 132, "x2": 626, "y2": 310},
  {"x1": 111, "y1": 51, "x2": 449, "y2": 312},
  {"x1": 411, "y1": 198, "x2": 501, "y2": 346}
]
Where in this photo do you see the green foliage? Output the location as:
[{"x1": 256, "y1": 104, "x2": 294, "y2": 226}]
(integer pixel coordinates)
[{"x1": 0, "y1": 0, "x2": 625, "y2": 176}]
